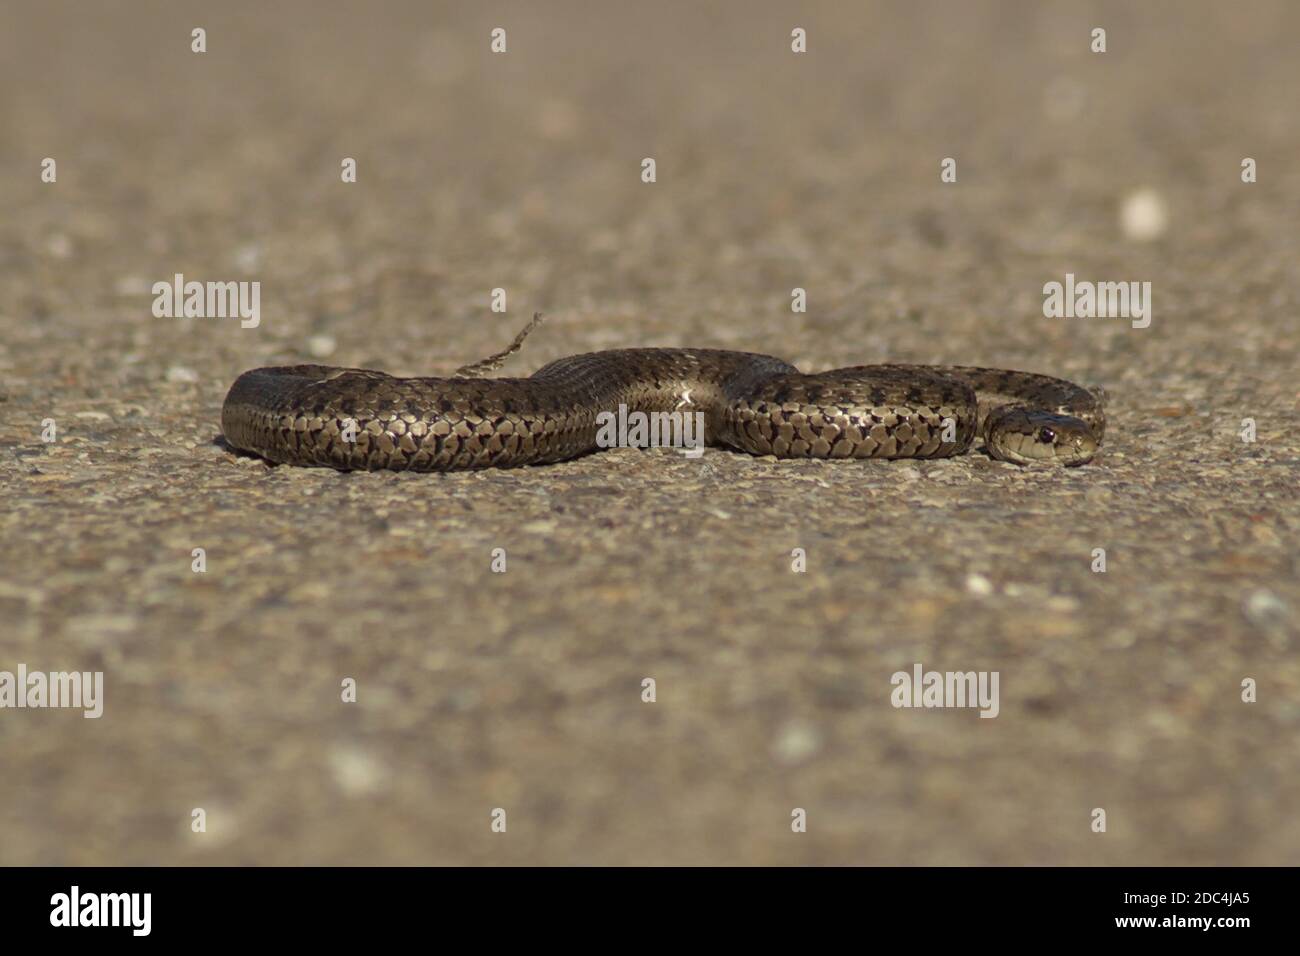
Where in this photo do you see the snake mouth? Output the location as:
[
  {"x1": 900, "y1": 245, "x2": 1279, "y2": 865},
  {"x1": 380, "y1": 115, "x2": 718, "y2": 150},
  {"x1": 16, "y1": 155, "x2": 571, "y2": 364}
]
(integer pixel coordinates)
[{"x1": 1062, "y1": 433, "x2": 1101, "y2": 466}]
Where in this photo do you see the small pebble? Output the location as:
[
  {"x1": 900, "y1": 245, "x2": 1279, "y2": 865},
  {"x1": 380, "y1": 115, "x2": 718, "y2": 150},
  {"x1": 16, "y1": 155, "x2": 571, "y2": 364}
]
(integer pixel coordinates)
[
  {"x1": 1120, "y1": 188, "x2": 1168, "y2": 241},
  {"x1": 308, "y1": 335, "x2": 337, "y2": 358},
  {"x1": 772, "y1": 719, "x2": 822, "y2": 765},
  {"x1": 1244, "y1": 589, "x2": 1290, "y2": 628},
  {"x1": 329, "y1": 746, "x2": 389, "y2": 797}
]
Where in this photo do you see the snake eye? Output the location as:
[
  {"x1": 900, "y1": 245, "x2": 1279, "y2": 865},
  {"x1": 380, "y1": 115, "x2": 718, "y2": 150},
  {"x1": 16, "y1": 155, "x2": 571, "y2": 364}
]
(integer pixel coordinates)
[{"x1": 1037, "y1": 427, "x2": 1056, "y2": 444}]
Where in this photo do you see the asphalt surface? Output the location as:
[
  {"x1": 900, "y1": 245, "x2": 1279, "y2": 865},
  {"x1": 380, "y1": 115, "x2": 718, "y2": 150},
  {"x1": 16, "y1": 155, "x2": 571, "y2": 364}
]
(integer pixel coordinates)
[{"x1": 1, "y1": 1, "x2": 1297, "y2": 864}]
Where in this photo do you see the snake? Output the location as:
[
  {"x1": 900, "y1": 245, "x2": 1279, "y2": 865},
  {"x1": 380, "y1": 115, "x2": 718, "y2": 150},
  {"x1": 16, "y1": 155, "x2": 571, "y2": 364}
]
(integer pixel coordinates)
[{"x1": 221, "y1": 318, "x2": 1106, "y2": 471}]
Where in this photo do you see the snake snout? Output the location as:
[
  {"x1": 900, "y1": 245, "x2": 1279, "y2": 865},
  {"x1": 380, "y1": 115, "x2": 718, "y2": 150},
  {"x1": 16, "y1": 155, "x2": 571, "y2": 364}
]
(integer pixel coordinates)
[{"x1": 1059, "y1": 427, "x2": 1100, "y2": 467}]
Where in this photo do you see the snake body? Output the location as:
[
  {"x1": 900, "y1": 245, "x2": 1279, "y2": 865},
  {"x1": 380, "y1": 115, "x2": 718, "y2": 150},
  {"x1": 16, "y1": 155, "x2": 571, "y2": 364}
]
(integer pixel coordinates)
[{"x1": 222, "y1": 335, "x2": 1105, "y2": 470}]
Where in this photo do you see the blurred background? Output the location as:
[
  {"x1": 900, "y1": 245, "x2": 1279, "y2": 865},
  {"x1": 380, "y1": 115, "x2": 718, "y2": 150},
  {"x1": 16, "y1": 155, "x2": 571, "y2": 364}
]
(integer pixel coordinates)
[{"x1": 0, "y1": 1, "x2": 1296, "y2": 864}]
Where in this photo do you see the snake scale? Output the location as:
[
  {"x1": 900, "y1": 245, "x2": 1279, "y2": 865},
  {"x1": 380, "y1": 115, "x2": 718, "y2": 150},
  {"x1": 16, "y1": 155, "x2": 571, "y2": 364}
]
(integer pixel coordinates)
[{"x1": 222, "y1": 318, "x2": 1106, "y2": 471}]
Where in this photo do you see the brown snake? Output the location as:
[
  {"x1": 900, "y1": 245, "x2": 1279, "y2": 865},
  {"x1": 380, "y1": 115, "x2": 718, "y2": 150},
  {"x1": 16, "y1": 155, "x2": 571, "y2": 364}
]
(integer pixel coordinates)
[{"x1": 221, "y1": 317, "x2": 1106, "y2": 471}]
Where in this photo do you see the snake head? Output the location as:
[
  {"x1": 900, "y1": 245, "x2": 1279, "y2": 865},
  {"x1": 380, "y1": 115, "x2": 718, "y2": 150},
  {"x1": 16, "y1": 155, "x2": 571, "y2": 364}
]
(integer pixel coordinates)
[{"x1": 985, "y1": 408, "x2": 1099, "y2": 466}]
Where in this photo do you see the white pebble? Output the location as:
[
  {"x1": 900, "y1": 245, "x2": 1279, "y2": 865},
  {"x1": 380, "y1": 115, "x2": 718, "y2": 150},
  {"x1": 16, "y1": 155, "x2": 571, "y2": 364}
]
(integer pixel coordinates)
[
  {"x1": 772, "y1": 719, "x2": 822, "y2": 765},
  {"x1": 1245, "y1": 589, "x2": 1289, "y2": 626},
  {"x1": 965, "y1": 573, "x2": 994, "y2": 596},
  {"x1": 166, "y1": 366, "x2": 199, "y2": 383},
  {"x1": 307, "y1": 334, "x2": 337, "y2": 358},
  {"x1": 329, "y1": 746, "x2": 389, "y2": 796},
  {"x1": 1120, "y1": 188, "x2": 1168, "y2": 241}
]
